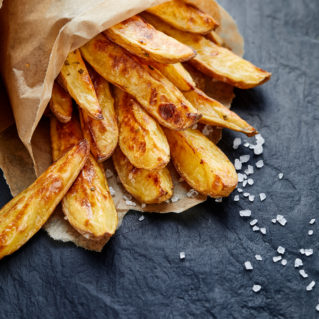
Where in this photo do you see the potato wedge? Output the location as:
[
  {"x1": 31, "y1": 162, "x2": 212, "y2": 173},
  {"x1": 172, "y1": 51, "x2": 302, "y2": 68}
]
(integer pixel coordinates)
[
  {"x1": 147, "y1": 0, "x2": 218, "y2": 34},
  {"x1": 58, "y1": 49, "x2": 103, "y2": 120},
  {"x1": 164, "y1": 128, "x2": 237, "y2": 197},
  {"x1": 79, "y1": 67, "x2": 118, "y2": 162},
  {"x1": 104, "y1": 15, "x2": 195, "y2": 64},
  {"x1": 49, "y1": 82, "x2": 73, "y2": 123},
  {"x1": 184, "y1": 88, "x2": 257, "y2": 136},
  {"x1": 115, "y1": 88, "x2": 170, "y2": 170},
  {"x1": 51, "y1": 116, "x2": 118, "y2": 240},
  {"x1": 112, "y1": 147, "x2": 173, "y2": 204},
  {"x1": 80, "y1": 33, "x2": 201, "y2": 130},
  {"x1": 142, "y1": 13, "x2": 271, "y2": 89},
  {"x1": 0, "y1": 140, "x2": 89, "y2": 259},
  {"x1": 183, "y1": 0, "x2": 221, "y2": 24},
  {"x1": 206, "y1": 30, "x2": 224, "y2": 46},
  {"x1": 151, "y1": 62, "x2": 195, "y2": 92}
]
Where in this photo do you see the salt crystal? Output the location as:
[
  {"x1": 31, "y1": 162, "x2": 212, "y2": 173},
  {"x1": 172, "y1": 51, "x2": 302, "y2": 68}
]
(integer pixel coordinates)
[
  {"x1": 202, "y1": 125, "x2": 214, "y2": 136},
  {"x1": 300, "y1": 249, "x2": 305, "y2": 255},
  {"x1": 138, "y1": 215, "x2": 145, "y2": 222},
  {"x1": 171, "y1": 195, "x2": 180, "y2": 203},
  {"x1": 245, "y1": 165, "x2": 254, "y2": 175},
  {"x1": 254, "y1": 144, "x2": 263, "y2": 155},
  {"x1": 234, "y1": 159, "x2": 242, "y2": 170},
  {"x1": 299, "y1": 269, "x2": 308, "y2": 278},
  {"x1": 294, "y1": 258, "x2": 303, "y2": 268},
  {"x1": 281, "y1": 259, "x2": 287, "y2": 266},
  {"x1": 233, "y1": 137, "x2": 242, "y2": 150},
  {"x1": 109, "y1": 186, "x2": 116, "y2": 196},
  {"x1": 256, "y1": 160, "x2": 264, "y2": 168},
  {"x1": 271, "y1": 218, "x2": 277, "y2": 224},
  {"x1": 238, "y1": 173, "x2": 245, "y2": 182},
  {"x1": 277, "y1": 246, "x2": 285, "y2": 255},
  {"x1": 125, "y1": 200, "x2": 136, "y2": 207},
  {"x1": 239, "y1": 209, "x2": 251, "y2": 217},
  {"x1": 180, "y1": 252, "x2": 185, "y2": 260},
  {"x1": 316, "y1": 304, "x2": 319, "y2": 312},
  {"x1": 249, "y1": 144, "x2": 255, "y2": 150},
  {"x1": 276, "y1": 215, "x2": 287, "y2": 226},
  {"x1": 244, "y1": 261, "x2": 253, "y2": 270},
  {"x1": 234, "y1": 195, "x2": 240, "y2": 202},
  {"x1": 141, "y1": 203, "x2": 146, "y2": 209},
  {"x1": 255, "y1": 134, "x2": 265, "y2": 145},
  {"x1": 273, "y1": 256, "x2": 282, "y2": 263},
  {"x1": 215, "y1": 198, "x2": 223, "y2": 203},
  {"x1": 186, "y1": 189, "x2": 199, "y2": 198},
  {"x1": 244, "y1": 142, "x2": 250, "y2": 147},
  {"x1": 64, "y1": 215, "x2": 68, "y2": 220},
  {"x1": 249, "y1": 195, "x2": 255, "y2": 202},
  {"x1": 252, "y1": 284, "x2": 261, "y2": 293},
  {"x1": 252, "y1": 226, "x2": 260, "y2": 232},
  {"x1": 260, "y1": 227, "x2": 267, "y2": 235},
  {"x1": 255, "y1": 254, "x2": 263, "y2": 261},
  {"x1": 308, "y1": 230, "x2": 314, "y2": 236},
  {"x1": 243, "y1": 192, "x2": 250, "y2": 198},
  {"x1": 305, "y1": 249, "x2": 313, "y2": 256},
  {"x1": 278, "y1": 173, "x2": 284, "y2": 179},
  {"x1": 237, "y1": 188, "x2": 243, "y2": 193},
  {"x1": 105, "y1": 168, "x2": 114, "y2": 178},
  {"x1": 310, "y1": 218, "x2": 316, "y2": 225},
  {"x1": 247, "y1": 178, "x2": 254, "y2": 186},
  {"x1": 250, "y1": 219, "x2": 258, "y2": 226},
  {"x1": 240, "y1": 155, "x2": 250, "y2": 163},
  {"x1": 306, "y1": 281, "x2": 315, "y2": 291},
  {"x1": 259, "y1": 193, "x2": 267, "y2": 201},
  {"x1": 242, "y1": 180, "x2": 248, "y2": 187},
  {"x1": 123, "y1": 194, "x2": 132, "y2": 201}
]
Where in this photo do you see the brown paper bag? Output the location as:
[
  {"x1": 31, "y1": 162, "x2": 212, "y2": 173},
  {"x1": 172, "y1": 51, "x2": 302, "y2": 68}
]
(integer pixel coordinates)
[{"x1": 0, "y1": 0, "x2": 244, "y2": 251}]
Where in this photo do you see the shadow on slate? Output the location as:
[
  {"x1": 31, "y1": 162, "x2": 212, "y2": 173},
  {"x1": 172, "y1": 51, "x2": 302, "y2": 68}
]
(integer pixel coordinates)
[{"x1": 0, "y1": 0, "x2": 319, "y2": 318}]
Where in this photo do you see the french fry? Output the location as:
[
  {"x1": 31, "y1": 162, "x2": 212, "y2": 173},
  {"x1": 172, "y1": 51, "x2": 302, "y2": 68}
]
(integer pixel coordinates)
[
  {"x1": 183, "y1": 0, "x2": 221, "y2": 24},
  {"x1": 164, "y1": 128, "x2": 237, "y2": 197},
  {"x1": 0, "y1": 140, "x2": 89, "y2": 259},
  {"x1": 58, "y1": 49, "x2": 103, "y2": 120},
  {"x1": 184, "y1": 88, "x2": 257, "y2": 136},
  {"x1": 79, "y1": 67, "x2": 118, "y2": 162},
  {"x1": 80, "y1": 33, "x2": 201, "y2": 130},
  {"x1": 206, "y1": 30, "x2": 224, "y2": 46},
  {"x1": 50, "y1": 116, "x2": 118, "y2": 240},
  {"x1": 112, "y1": 147, "x2": 173, "y2": 204},
  {"x1": 142, "y1": 13, "x2": 271, "y2": 89},
  {"x1": 115, "y1": 88, "x2": 170, "y2": 170},
  {"x1": 49, "y1": 82, "x2": 73, "y2": 123},
  {"x1": 104, "y1": 15, "x2": 196, "y2": 64},
  {"x1": 147, "y1": 0, "x2": 218, "y2": 34}
]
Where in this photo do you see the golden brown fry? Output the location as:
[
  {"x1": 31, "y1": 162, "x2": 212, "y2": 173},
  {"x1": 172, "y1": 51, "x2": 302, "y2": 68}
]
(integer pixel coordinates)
[
  {"x1": 80, "y1": 33, "x2": 201, "y2": 130},
  {"x1": 147, "y1": 0, "x2": 218, "y2": 34},
  {"x1": 183, "y1": 0, "x2": 221, "y2": 24},
  {"x1": 184, "y1": 88, "x2": 257, "y2": 136},
  {"x1": 58, "y1": 49, "x2": 103, "y2": 120},
  {"x1": 112, "y1": 147, "x2": 173, "y2": 204},
  {"x1": 206, "y1": 30, "x2": 224, "y2": 46},
  {"x1": 142, "y1": 13, "x2": 271, "y2": 89},
  {"x1": 104, "y1": 15, "x2": 196, "y2": 64},
  {"x1": 164, "y1": 128, "x2": 237, "y2": 197},
  {"x1": 50, "y1": 116, "x2": 118, "y2": 240},
  {"x1": 0, "y1": 140, "x2": 89, "y2": 259},
  {"x1": 151, "y1": 62, "x2": 195, "y2": 92},
  {"x1": 79, "y1": 67, "x2": 118, "y2": 162},
  {"x1": 115, "y1": 88, "x2": 170, "y2": 170},
  {"x1": 49, "y1": 82, "x2": 73, "y2": 123}
]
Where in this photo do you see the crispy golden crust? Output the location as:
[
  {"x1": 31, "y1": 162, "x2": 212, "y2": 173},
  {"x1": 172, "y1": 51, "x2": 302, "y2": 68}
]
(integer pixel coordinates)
[
  {"x1": 104, "y1": 15, "x2": 196, "y2": 64},
  {"x1": 206, "y1": 30, "x2": 224, "y2": 46},
  {"x1": 49, "y1": 82, "x2": 73, "y2": 123},
  {"x1": 142, "y1": 13, "x2": 271, "y2": 89},
  {"x1": 147, "y1": 0, "x2": 218, "y2": 34},
  {"x1": 183, "y1": 0, "x2": 221, "y2": 24},
  {"x1": 80, "y1": 33, "x2": 201, "y2": 130},
  {"x1": 164, "y1": 128, "x2": 237, "y2": 197},
  {"x1": 184, "y1": 88, "x2": 257, "y2": 136},
  {"x1": 0, "y1": 140, "x2": 89, "y2": 259},
  {"x1": 79, "y1": 67, "x2": 118, "y2": 162},
  {"x1": 50, "y1": 116, "x2": 118, "y2": 240},
  {"x1": 115, "y1": 88, "x2": 170, "y2": 170},
  {"x1": 113, "y1": 147, "x2": 173, "y2": 204},
  {"x1": 58, "y1": 49, "x2": 103, "y2": 120}
]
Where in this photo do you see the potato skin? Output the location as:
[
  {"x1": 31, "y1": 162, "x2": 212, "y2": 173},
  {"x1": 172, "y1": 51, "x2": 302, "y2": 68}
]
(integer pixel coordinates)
[
  {"x1": 164, "y1": 128, "x2": 237, "y2": 197},
  {"x1": 80, "y1": 33, "x2": 201, "y2": 130},
  {"x1": 104, "y1": 15, "x2": 195, "y2": 64},
  {"x1": 79, "y1": 67, "x2": 118, "y2": 162},
  {"x1": 0, "y1": 140, "x2": 89, "y2": 259},
  {"x1": 142, "y1": 13, "x2": 271, "y2": 89},
  {"x1": 147, "y1": 0, "x2": 218, "y2": 34},
  {"x1": 59, "y1": 49, "x2": 103, "y2": 120},
  {"x1": 49, "y1": 82, "x2": 73, "y2": 123},
  {"x1": 112, "y1": 147, "x2": 173, "y2": 204},
  {"x1": 115, "y1": 88, "x2": 170, "y2": 170}
]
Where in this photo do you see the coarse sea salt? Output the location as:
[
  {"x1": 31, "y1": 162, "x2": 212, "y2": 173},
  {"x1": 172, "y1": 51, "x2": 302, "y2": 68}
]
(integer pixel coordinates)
[
  {"x1": 276, "y1": 215, "x2": 287, "y2": 226},
  {"x1": 252, "y1": 226, "x2": 260, "y2": 232},
  {"x1": 123, "y1": 194, "x2": 132, "y2": 201},
  {"x1": 316, "y1": 304, "x2": 319, "y2": 312},
  {"x1": 277, "y1": 246, "x2": 285, "y2": 255},
  {"x1": 141, "y1": 203, "x2": 146, "y2": 209},
  {"x1": 308, "y1": 230, "x2": 314, "y2": 236},
  {"x1": 259, "y1": 193, "x2": 267, "y2": 201},
  {"x1": 278, "y1": 173, "x2": 284, "y2": 179},
  {"x1": 243, "y1": 192, "x2": 250, "y2": 198},
  {"x1": 235, "y1": 159, "x2": 242, "y2": 170},
  {"x1": 244, "y1": 142, "x2": 250, "y2": 147},
  {"x1": 247, "y1": 178, "x2": 254, "y2": 186},
  {"x1": 305, "y1": 249, "x2": 313, "y2": 256},
  {"x1": 310, "y1": 218, "x2": 316, "y2": 225},
  {"x1": 238, "y1": 173, "x2": 245, "y2": 182},
  {"x1": 294, "y1": 258, "x2": 303, "y2": 268},
  {"x1": 250, "y1": 219, "x2": 258, "y2": 226},
  {"x1": 180, "y1": 252, "x2": 185, "y2": 260},
  {"x1": 255, "y1": 254, "x2": 263, "y2": 261},
  {"x1": 109, "y1": 186, "x2": 116, "y2": 196},
  {"x1": 306, "y1": 281, "x2": 315, "y2": 291},
  {"x1": 138, "y1": 215, "x2": 145, "y2": 222},
  {"x1": 255, "y1": 134, "x2": 265, "y2": 145},
  {"x1": 260, "y1": 227, "x2": 267, "y2": 235},
  {"x1": 273, "y1": 256, "x2": 282, "y2": 263},
  {"x1": 202, "y1": 125, "x2": 214, "y2": 136},
  {"x1": 239, "y1": 209, "x2": 251, "y2": 217},
  {"x1": 252, "y1": 285, "x2": 261, "y2": 293},
  {"x1": 245, "y1": 165, "x2": 254, "y2": 176},
  {"x1": 281, "y1": 259, "x2": 287, "y2": 266},
  {"x1": 242, "y1": 180, "x2": 248, "y2": 187},
  {"x1": 256, "y1": 160, "x2": 264, "y2": 168},
  {"x1": 244, "y1": 261, "x2": 253, "y2": 270},
  {"x1": 254, "y1": 144, "x2": 263, "y2": 155},
  {"x1": 237, "y1": 188, "x2": 243, "y2": 193},
  {"x1": 215, "y1": 198, "x2": 223, "y2": 203},
  {"x1": 234, "y1": 195, "x2": 240, "y2": 202},
  {"x1": 299, "y1": 269, "x2": 308, "y2": 278},
  {"x1": 249, "y1": 195, "x2": 255, "y2": 202},
  {"x1": 271, "y1": 218, "x2": 277, "y2": 224},
  {"x1": 186, "y1": 189, "x2": 199, "y2": 198},
  {"x1": 125, "y1": 200, "x2": 136, "y2": 207},
  {"x1": 171, "y1": 195, "x2": 180, "y2": 203},
  {"x1": 240, "y1": 155, "x2": 250, "y2": 163},
  {"x1": 233, "y1": 137, "x2": 242, "y2": 150}
]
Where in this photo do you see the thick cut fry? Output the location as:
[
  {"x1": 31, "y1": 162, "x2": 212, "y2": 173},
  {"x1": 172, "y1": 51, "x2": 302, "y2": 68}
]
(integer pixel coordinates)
[
  {"x1": 183, "y1": 0, "x2": 221, "y2": 24},
  {"x1": 184, "y1": 88, "x2": 257, "y2": 136},
  {"x1": 151, "y1": 62, "x2": 195, "y2": 92},
  {"x1": 0, "y1": 140, "x2": 89, "y2": 259},
  {"x1": 58, "y1": 49, "x2": 103, "y2": 120},
  {"x1": 80, "y1": 33, "x2": 201, "y2": 130},
  {"x1": 115, "y1": 88, "x2": 170, "y2": 170},
  {"x1": 164, "y1": 128, "x2": 237, "y2": 197},
  {"x1": 104, "y1": 15, "x2": 195, "y2": 64},
  {"x1": 142, "y1": 13, "x2": 271, "y2": 89},
  {"x1": 112, "y1": 147, "x2": 173, "y2": 204},
  {"x1": 49, "y1": 82, "x2": 73, "y2": 123},
  {"x1": 147, "y1": 0, "x2": 218, "y2": 34},
  {"x1": 79, "y1": 67, "x2": 118, "y2": 162},
  {"x1": 206, "y1": 30, "x2": 224, "y2": 46},
  {"x1": 50, "y1": 117, "x2": 118, "y2": 240}
]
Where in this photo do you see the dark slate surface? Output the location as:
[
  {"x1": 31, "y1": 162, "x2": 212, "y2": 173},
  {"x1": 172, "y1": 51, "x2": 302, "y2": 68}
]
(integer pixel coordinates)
[{"x1": 1, "y1": 0, "x2": 319, "y2": 318}]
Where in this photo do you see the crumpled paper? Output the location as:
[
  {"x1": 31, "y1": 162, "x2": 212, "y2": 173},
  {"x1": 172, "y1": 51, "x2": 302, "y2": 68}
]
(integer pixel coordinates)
[{"x1": 0, "y1": 0, "x2": 243, "y2": 251}]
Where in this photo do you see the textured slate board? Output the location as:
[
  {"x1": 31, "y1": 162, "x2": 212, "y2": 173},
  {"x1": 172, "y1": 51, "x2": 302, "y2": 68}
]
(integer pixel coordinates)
[{"x1": 1, "y1": 0, "x2": 319, "y2": 318}]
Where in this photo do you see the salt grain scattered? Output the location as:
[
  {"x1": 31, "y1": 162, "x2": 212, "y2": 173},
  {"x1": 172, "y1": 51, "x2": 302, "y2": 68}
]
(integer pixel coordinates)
[
  {"x1": 244, "y1": 142, "x2": 250, "y2": 147},
  {"x1": 233, "y1": 137, "x2": 242, "y2": 150},
  {"x1": 254, "y1": 144, "x2": 263, "y2": 155},
  {"x1": 278, "y1": 173, "x2": 284, "y2": 180},
  {"x1": 277, "y1": 246, "x2": 285, "y2": 255},
  {"x1": 276, "y1": 215, "x2": 287, "y2": 226},
  {"x1": 245, "y1": 165, "x2": 254, "y2": 175},
  {"x1": 294, "y1": 258, "x2": 303, "y2": 268},
  {"x1": 123, "y1": 194, "x2": 132, "y2": 201},
  {"x1": 256, "y1": 160, "x2": 264, "y2": 168},
  {"x1": 281, "y1": 259, "x2": 287, "y2": 266},
  {"x1": 299, "y1": 269, "x2": 308, "y2": 278},
  {"x1": 240, "y1": 155, "x2": 250, "y2": 163},
  {"x1": 109, "y1": 186, "x2": 116, "y2": 196},
  {"x1": 215, "y1": 198, "x2": 223, "y2": 203},
  {"x1": 300, "y1": 249, "x2": 305, "y2": 255},
  {"x1": 250, "y1": 219, "x2": 258, "y2": 226},
  {"x1": 239, "y1": 209, "x2": 251, "y2": 217},
  {"x1": 260, "y1": 227, "x2": 267, "y2": 235},
  {"x1": 252, "y1": 226, "x2": 260, "y2": 232},
  {"x1": 238, "y1": 173, "x2": 245, "y2": 183},
  {"x1": 186, "y1": 189, "x2": 199, "y2": 198},
  {"x1": 138, "y1": 215, "x2": 145, "y2": 222},
  {"x1": 255, "y1": 254, "x2": 263, "y2": 261},
  {"x1": 243, "y1": 192, "x2": 250, "y2": 198},
  {"x1": 234, "y1": 195, "x2": 240, "y2": 202},
  {"x1": 252, "y1": 284, "x2": 261, "y2": 293},
  {"x1": 271, "y1": 218, "x2": 277, "y2": 224},
  {"x1": 248, "y1": 178, "x2": 254, "y2": 186},
  {"x1": 105, "y1": 169, "x2": 114, "y2": 178},
  {"x1": 237, "y1": 188, "x2": 243, "y2": 193},
  {"x1": 202, "y1": 125, "x2": 214, "y2": 136},
  {"x1": 316, "y1": 304, "x2": 319, "y2": 312},
  {"x1": 125, "y1": 200, "x2": 136, "y2": 207},
  {"x1": 259, "y1": 193, "x2": 267, "y2": 201},
  {"x1": 255, "y1": 134, "x2": 265, "y2": 145},
  {"x1": 171, "y1": 195, "x2": 180, "y2": 203},
  {"x1": 305, "y1": 249, "x2": 313, "y2": 256},
  {"x1": 235, "y1": 159, "x2": 242, "y2": 170},
  {"x1": 249, "y1": 195, "x2": 255, "y2": 202},
  {"x1": 310, "y1": 218, "x2": 316, "y2": 225},
  {"x1": 180, "y1": 252, "x2": 185, "y2": 260},
  {"x1": 244, "y1": 261, "x2": 253, "y2": 270},
  {"x1": 242, "y1": 180, "x2": 248, "y2": 187},
  {"x1": 306, "y1": 281, "x2": 315, "y2": 291},
  {"x1": 308, "y1": 230, "x2": 314, "y2": 236},
  {"x1": 273, "y1": 256, "x2": 282, "y2": 263}
]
